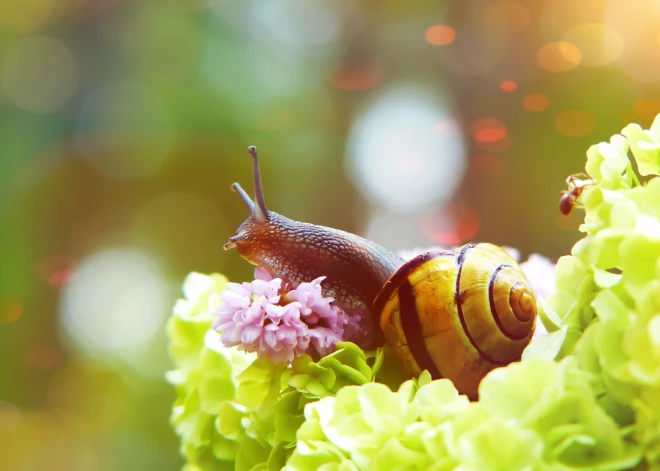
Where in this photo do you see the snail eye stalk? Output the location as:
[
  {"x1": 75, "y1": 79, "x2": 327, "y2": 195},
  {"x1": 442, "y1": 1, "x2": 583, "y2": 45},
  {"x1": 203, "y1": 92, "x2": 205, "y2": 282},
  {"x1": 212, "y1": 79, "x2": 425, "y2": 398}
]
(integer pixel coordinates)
[
  {"x1": 248, "y1": 146, "x2": 269, "y2": 222},
  {"x1": 231, "y1": 182, "x2": 254, "y2": 211}
]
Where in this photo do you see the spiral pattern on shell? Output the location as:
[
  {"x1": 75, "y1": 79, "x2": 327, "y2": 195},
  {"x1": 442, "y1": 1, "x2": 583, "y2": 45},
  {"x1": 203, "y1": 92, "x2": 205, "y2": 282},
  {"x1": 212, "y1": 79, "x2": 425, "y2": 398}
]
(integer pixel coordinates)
[{"x1": 374, "y1": 242, "x2": 537, "y2": 399}]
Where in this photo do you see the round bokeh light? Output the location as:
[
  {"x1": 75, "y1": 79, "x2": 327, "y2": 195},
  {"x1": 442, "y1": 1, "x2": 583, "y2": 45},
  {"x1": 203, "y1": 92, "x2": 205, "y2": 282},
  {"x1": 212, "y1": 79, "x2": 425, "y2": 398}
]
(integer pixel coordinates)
[
  {"x1": 59, "y1": 249, "x2": 169, "y2": 375},
  {"x1": 346, "y1": 85, "x2": 466, "y2": 213}
]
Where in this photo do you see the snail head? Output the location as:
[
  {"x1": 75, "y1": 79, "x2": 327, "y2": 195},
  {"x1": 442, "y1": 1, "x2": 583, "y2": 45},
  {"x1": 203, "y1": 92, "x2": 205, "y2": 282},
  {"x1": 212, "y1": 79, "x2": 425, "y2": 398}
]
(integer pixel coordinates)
[{"x1": 225, "y1": 146, "x2": 280, "y2": 266}]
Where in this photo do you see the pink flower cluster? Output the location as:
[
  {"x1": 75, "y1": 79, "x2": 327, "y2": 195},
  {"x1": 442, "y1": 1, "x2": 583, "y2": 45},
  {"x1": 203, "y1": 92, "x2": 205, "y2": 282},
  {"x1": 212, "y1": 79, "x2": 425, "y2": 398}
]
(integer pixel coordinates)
[{"x1": 212, "y1": 268, "x2": 346, "y2": 364}]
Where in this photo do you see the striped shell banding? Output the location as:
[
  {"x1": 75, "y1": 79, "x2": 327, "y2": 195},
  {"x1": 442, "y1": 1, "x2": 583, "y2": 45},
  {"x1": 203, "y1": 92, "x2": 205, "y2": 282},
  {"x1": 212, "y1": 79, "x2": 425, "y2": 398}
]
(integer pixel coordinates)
[{"x1": 373, "y1": 243, "x2": 536, "y2": 400}]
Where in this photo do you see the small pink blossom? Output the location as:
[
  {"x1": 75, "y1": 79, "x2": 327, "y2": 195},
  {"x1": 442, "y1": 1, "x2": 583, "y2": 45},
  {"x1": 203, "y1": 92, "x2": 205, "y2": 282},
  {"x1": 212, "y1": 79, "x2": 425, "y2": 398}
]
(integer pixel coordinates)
[
  {"x1": 519, "y1": 253, "x2": 556, "y2": 340},
  {"x1": 213, "y1": 269, "x2": 347, "y2": 363}
]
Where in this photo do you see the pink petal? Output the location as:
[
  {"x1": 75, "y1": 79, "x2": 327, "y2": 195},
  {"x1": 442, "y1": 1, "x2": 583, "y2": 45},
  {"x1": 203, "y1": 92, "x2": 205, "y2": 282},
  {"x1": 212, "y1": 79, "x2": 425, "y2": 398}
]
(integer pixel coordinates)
[
  {"x1": 220, "y1": 290, "x2": 251, "y2": 310},
  {"x1": 250, "y1": 278, "x2": 282, "y2": 303},
  {"x1": 240, "y1": 325, "x2": 263, "y2": 344},
  {"x1": 220, "y1": 325, "x2": 243, "y2": 346},
  {"x1": 276, "y1": 303, "x2": 304, "y2": 326},
  {"x1": 254, "y1": 266, "x2": 274, "y2": 282},
  {"x1": 226, "y1": 282, "x2": 252, "y2": 297},
  {"x1": 308, "y1": 326, "x2": 342, "y2": 357},
  {"x1": 240, "y1": 302, "x2": 266, "y2": 324},
  {"x1": 262, "y1": 329, "x2": 279, "y2": 348},
  {"x1": 265, "y1": 302, "x2": 300, "y2": 324}
]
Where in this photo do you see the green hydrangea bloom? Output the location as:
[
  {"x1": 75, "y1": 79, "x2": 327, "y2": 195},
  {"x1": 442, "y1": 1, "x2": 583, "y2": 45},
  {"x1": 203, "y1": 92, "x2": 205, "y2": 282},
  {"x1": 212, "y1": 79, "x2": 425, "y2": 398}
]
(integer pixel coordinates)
[
  {"x1": 286, "y1": 379, "x2": 453, "y2": 471},
  {"x1": 539, "y1": 118, "x2": 660, "y2": 467},
  {"x1": 287, "y1": 359, "x2": 641, "y2": 470},
  {"x1": 168, "y1": 272, "x2": 228, "y2": 371}
]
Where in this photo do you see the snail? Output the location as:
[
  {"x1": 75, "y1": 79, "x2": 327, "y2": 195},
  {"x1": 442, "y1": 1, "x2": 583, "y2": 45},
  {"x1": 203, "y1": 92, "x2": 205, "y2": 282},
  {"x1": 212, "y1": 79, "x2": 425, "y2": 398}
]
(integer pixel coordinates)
[
  {"x1": 225, "y1": 146, "x2": 537, "y2": 399},
  {"x1": 559, "y1": 174, "x2": 593, "y2": 215}
]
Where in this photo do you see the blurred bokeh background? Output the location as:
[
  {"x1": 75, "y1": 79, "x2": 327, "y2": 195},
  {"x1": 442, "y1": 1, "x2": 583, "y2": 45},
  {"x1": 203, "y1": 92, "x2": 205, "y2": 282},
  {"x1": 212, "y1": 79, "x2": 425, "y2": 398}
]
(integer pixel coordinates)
[{"x1": 2, "y1": 0, "x2": 660, "y2": 469}]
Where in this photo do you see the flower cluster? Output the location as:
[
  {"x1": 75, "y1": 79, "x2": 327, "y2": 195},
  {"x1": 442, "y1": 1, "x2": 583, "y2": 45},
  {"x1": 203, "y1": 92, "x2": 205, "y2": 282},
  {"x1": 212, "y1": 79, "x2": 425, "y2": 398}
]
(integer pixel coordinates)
[
  {"x1": 213, "y1": 267, "x2": 347, "y2": 364},
  {"x1": 539, "y1": 116, "x2": 660, "y2": 465},
  {"x1": 167, "y1": 272, "x2": 399, "y2": 470},
  {"x1": 286, "y1": 359, "x2": 639, "y2": 471}
]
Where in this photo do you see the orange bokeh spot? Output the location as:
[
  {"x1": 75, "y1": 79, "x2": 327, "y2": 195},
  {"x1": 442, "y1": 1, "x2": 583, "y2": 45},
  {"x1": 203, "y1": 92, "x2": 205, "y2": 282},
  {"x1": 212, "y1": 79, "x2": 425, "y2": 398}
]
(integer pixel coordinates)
[
  {"x1": 634, "y1": 98, "x2": 660, "y2": 121},
  {"x1": 500, "y1": 80, "x2": 518, "y2": 92},
  {"x1": 523, "y1": 94, "x2": 549, "y2": 112},
  {"x1": 425, "y1": 25, "x2": 456, "y2": 46},
  {"x1": 475, "y1": 128, "x2": 507, "y2": 143},
  {"x1": 555, "y1": 109, "x2": 596, "y2": 137},
  {"x1": 470, "y1": 118, "x2": 507, "y2": 143},
  {"x1": 422, "y1": 204, "x2": 480, "y2": 246},
  {"x1": 48, "y1": 270, "x2": 74, "y2": 287},
  {"x1": 536, "y1": 41, "x2": 582, "y2": 73},
  {"x1": 328, "y1": 64, "x2": 383, "y2": 91},
  {"x1": 0, "y1": 299, "x2": 23, "y2": 324},
  {"x1": 476, "y1": 134, "x2": 512, "y2": 153},
  {"x1": 470, "y1": 155, "x2": 503, "y2": 175}
]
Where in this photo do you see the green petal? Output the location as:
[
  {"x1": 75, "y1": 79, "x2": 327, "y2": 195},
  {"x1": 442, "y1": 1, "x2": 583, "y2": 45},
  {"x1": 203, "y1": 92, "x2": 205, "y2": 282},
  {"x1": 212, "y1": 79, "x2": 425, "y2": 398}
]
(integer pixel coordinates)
[
  {"x1": 619, "y1": 233, "x2": 660, "y2": 299},
  {"x1": 622, "y1": 123, "x2": 660, "y2": 176},
  {"x1": 456, "y1": 418, "x2": 543, "y2": 471},
  {"x1": 522, "y1": 327, "x2": 567, "y2": 362},
  {"x1": 479, "y1": 359, "x2": 559, "y2": 421}
]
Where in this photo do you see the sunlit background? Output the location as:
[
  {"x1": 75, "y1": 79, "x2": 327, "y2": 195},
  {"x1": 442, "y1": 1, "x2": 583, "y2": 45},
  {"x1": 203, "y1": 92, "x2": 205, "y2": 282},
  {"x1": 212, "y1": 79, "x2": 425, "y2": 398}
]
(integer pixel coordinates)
[{"x1": 2, "y1": 0, "x2": 660, "y2": 469}]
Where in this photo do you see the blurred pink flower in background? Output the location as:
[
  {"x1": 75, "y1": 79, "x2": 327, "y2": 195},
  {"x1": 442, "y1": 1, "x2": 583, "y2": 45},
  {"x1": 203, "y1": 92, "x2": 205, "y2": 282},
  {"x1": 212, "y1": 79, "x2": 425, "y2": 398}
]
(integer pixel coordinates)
[
  {"x1": 212, "y1": 268, "x2": 346, "y2": 363},
  {"x1": 519, "y1": 254, "x2": 556, "y2": 339},
  {"x1": 519, "y1": 253, "x2": 556, "y2": 300}
]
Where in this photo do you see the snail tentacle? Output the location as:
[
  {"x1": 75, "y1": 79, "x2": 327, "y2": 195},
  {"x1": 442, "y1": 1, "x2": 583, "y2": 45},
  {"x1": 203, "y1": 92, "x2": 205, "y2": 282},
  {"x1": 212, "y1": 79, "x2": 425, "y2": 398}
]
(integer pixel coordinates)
[
  {"x1": 231, "y1": 182, "x2": 255, "y2": 211},
  {"x1": 247, "y1": 146, "x2": 269, "y2": 222}
]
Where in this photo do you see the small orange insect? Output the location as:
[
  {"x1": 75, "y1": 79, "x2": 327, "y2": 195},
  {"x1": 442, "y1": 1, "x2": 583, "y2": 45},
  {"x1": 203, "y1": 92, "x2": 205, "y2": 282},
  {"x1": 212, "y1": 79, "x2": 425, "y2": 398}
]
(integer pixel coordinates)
[{"x1": 559, "y1": 174, "x2": 593, "y2": 215}]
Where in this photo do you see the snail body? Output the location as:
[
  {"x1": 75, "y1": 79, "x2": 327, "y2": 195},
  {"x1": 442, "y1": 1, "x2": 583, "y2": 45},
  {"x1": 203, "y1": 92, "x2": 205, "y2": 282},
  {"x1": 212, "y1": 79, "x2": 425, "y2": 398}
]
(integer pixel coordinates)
[{"x1": 226, "y1": 146, "x2": 537, "y2": 398}]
